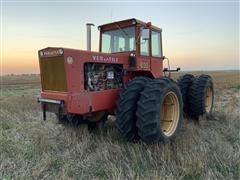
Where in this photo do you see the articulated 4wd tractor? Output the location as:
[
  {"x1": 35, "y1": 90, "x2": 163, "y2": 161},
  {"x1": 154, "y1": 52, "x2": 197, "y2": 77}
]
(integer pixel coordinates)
[{"x1": 38, "y1": 18, "x2": 214, "y2": 143}]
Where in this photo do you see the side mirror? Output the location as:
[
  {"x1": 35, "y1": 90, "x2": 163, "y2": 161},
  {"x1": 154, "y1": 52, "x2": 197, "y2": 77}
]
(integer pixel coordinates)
[{"x1": 141, "y1": 28, "x2": 150, "y2": 40}]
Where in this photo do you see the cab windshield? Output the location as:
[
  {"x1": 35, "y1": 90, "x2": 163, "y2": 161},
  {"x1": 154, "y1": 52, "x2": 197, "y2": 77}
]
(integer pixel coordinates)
[{"x1": 101, "y1": 27, "x2": 135, "y2": 53}]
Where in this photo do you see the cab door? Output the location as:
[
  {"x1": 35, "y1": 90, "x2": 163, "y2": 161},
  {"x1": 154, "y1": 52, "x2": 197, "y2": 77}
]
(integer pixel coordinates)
[
  {"x1": 150, "y1": 30, "x2": 164, "y2": 77},
  {"x1": 137, "y1": 27, "x2": 151, "y2": 71}
]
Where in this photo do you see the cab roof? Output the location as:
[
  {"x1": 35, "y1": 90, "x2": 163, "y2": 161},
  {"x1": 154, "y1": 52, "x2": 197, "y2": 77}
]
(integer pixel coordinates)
[{"x1": 98, "y1": 18, "x2": 162, "y2": 32}]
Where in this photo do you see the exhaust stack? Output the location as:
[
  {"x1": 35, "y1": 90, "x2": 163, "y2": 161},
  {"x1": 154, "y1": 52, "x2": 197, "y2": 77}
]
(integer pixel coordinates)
[{"x1": 86, "y1": 23, "x2": 94, "y2": 51}]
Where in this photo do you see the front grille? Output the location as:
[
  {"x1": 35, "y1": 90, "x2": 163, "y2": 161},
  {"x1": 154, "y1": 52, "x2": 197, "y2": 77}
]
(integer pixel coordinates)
[{"x1": 39, "y1": 56, "x2": 67, "y2": 91}]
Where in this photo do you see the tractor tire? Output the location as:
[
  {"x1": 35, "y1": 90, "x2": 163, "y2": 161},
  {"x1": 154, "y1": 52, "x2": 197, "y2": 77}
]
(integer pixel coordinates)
[
  {"x1": 177, "y1": 74, "x2": 195, "y2": 114},
  {"x1": 116, "y1": 76, "x2": 150, "y2": 141},
  {"x1": 188, "y1": 75, "x2": 214, "y2": 119},
  {"x1": 136, "y1": 78, "x2": 183, "y2": 143}
]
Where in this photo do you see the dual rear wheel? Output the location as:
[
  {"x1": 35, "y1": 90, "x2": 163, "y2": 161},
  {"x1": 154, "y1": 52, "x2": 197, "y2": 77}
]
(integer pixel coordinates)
[
  {"x1": 117, "y1": 77, "x2": 183, "y2": 143},
  {"x1": 117, "y1": 74, "x2": 214, "y2": 143},
  {"x1": 177, "y1": 74, "x2": 214, "y2": 119}
]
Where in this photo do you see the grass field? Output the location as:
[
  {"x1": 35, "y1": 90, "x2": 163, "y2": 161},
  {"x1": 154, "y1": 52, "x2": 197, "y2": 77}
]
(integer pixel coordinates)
[{"x1": 0, "y1": 71, "x2": 239, "y2": 179}]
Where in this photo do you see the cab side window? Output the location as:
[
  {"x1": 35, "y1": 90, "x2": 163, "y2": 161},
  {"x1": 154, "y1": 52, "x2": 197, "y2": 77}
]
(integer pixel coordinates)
[
  {"x1": 140, "y1": 27, "x2": 150, "y2": 56},
  {"x1": 151, "y1": 31, "x2": 162, "y2": 57}
]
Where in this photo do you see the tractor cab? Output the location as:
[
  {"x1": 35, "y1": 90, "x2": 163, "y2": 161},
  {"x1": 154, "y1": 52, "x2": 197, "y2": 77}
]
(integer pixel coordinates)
[
  {"x1": 99, "y1": 18, "x2": 163, "y2": 56},
  {"x1": 98, "y1": 18, "x2": 164, "y2": 77}
]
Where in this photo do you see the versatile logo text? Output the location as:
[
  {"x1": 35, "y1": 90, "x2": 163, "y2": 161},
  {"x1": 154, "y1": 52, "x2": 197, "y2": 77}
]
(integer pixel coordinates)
[{"x1": 92, "y1": 55, "x2": 119, "y2": 63}]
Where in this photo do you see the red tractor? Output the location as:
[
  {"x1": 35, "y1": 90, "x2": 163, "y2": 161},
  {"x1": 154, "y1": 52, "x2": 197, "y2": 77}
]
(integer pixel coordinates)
[{"x1": 38, "y1": 18, "x2": 214, "y2": 143}]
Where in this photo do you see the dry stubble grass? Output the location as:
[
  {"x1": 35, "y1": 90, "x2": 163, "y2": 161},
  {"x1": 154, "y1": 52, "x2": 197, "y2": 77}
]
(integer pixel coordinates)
[{"x1": 0, "y1": 71, "x2": 239, "y2": 180}]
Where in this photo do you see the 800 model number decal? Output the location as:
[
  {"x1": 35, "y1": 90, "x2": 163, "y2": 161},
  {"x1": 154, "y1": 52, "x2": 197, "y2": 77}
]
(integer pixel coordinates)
[{"x1": 92, "y1": 55, "x2": 119, "y2": 63}]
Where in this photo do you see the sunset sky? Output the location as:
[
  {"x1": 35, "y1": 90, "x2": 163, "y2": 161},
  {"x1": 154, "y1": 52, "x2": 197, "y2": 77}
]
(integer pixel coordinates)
[{"x1": 1, "y1": 1, "x2": 239, "y2": 74}]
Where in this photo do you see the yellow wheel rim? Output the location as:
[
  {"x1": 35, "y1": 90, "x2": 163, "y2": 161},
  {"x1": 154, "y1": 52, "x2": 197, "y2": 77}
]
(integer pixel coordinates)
[
  {"x1": 205, "y1": 86, "x2": 213, "y2": 113},
  {"x1": 160, "y1": 91, "x2": 180, "y2": 137}
]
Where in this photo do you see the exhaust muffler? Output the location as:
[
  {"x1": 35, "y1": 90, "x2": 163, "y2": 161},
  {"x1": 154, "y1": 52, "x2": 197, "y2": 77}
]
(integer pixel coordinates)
[{"x1": 86, "y1": 23, "x2": 94, "y2": 51}]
